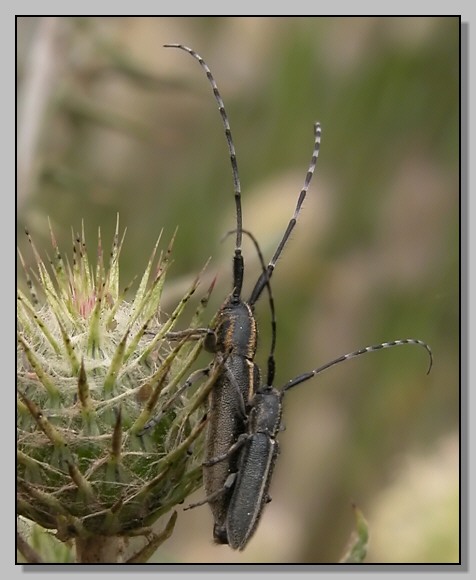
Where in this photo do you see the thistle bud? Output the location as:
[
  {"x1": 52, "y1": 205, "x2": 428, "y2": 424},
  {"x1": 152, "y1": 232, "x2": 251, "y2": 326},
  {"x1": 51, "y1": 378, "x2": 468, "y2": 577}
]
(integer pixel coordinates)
[{"x1": 17, "y1": 218, "x2": 216, "y2": 562}]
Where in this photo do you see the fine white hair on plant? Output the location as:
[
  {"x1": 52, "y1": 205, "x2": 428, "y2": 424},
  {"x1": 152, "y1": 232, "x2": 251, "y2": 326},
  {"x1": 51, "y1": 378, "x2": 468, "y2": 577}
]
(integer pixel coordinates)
[{"x1": 17, "y1": 217, "x2": 218, "y2": 563}]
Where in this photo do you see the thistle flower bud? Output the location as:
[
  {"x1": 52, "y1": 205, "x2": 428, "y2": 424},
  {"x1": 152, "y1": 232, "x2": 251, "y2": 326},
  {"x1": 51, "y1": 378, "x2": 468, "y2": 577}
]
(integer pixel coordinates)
[{"x1": 17, "y1": 218, "x2": 216, "y2": 562}]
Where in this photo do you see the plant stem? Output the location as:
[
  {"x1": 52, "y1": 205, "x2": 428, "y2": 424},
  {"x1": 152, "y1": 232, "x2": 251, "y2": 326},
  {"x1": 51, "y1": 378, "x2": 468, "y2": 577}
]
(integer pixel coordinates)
[{"x1": 75, "y1": 535, "x2": 125, "y2": 563}]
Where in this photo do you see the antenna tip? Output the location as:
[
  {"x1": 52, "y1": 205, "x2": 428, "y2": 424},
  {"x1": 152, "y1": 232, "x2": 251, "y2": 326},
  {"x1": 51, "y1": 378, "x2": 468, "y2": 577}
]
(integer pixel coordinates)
[{"x1": 426, "y1": 348, "x2": 434, "y2": 375}]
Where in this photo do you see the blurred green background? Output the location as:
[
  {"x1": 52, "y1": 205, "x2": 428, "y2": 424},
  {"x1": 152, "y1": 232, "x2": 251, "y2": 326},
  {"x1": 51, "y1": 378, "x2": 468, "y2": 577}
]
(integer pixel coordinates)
[{"x1": 17, "y1": 17, "x2": 459, "y2": 564}]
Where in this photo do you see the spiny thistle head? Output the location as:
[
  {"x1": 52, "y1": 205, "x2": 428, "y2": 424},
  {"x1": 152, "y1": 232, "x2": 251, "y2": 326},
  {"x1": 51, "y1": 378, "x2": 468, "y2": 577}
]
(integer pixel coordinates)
[{"x1": 17, "y1": 218, "x2": 217, "y2": 561}]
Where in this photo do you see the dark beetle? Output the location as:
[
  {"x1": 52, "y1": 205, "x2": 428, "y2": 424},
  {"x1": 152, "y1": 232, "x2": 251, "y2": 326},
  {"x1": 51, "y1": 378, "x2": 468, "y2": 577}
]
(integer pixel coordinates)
[
  {"x1": 222, "y1": 339, "x2": 433, "y2": 550},
  {"x1": 164, "y1": 44, "x2": 433, "y2": 551},
  {"x1": 201, "y1": 302, "x2": 259, "y2": 543},
  {"x1": 225, "y1": 385, "x2": 282, "y2": 550},
  {"x1": 164, "y1": 44, "x2": 321, "y2": 544}
]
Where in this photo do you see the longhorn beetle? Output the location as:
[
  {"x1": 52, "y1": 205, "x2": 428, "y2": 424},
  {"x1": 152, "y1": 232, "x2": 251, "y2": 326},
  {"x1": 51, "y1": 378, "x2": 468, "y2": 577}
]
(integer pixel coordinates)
[
  {"x1": 206, "y1": 336, "x2": 432, "y2": 550},
  {"x1": 199, "y1": 231, "x2": 432, "y2": 550},
  {"x1": 164, "y1": 44, "x2": 432, "y2": 549},
  {"x1": 163, "y1": 43, "x2": 321, "y2": 545}
]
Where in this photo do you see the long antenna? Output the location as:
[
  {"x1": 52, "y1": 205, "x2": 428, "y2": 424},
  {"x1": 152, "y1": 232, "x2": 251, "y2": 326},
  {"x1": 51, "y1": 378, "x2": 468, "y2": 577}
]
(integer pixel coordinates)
[
  {"x1": 164, "y1": 44, "x2": 244, "y2": 299},
  {"x1": 282, "y1": 339, "x2": 433, "y2": 394},
  {"x1": 249, "y1": 122, "x2": 322, "y2": 306}
]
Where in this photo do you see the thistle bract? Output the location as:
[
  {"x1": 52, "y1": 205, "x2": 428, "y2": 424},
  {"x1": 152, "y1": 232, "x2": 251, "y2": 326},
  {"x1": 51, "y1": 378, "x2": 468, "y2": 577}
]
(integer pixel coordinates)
[{"x1": 17, "y1": 219, "x2": 216, "y2": 562}]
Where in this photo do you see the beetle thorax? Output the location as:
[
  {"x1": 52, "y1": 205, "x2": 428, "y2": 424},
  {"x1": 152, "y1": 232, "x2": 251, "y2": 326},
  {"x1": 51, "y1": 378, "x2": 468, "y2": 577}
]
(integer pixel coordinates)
[{"x1": 214, "y1": 299, "x2": 257, "y2": 359}]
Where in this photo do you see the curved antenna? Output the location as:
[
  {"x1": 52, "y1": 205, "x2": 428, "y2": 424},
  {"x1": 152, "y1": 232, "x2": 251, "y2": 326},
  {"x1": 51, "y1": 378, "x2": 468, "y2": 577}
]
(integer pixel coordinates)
[
  {"x1": 164, "y1": 44, "x2": 244, "y2": 300},
  {"x1": 282, "y1": 339, "x2": 433, "y2": 394},
  {"x1": 249, "y1": 122, "x2": 322, "y2": 307},
  {"x1": 223, "y1": 228, "x2": 277, "y2": 385}
]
